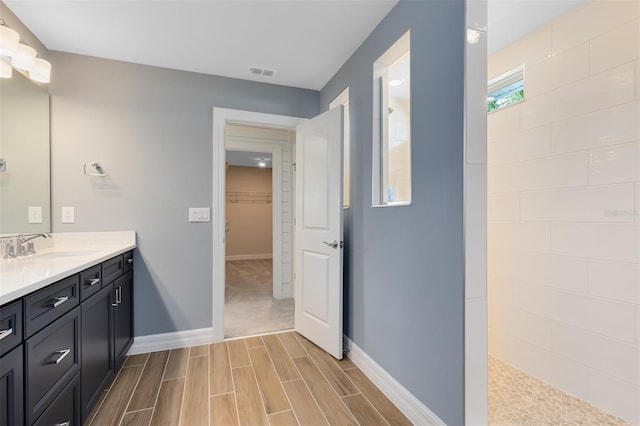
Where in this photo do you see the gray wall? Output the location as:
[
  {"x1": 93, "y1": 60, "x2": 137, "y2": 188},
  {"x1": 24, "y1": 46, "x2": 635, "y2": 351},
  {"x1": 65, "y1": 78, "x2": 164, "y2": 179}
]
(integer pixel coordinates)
[
  {"x1": 320, "y1": 1, "x2": 466, "y2": 424},
  {"x1": 49, "y1": 51, "x2": 319, "y2": 335}
]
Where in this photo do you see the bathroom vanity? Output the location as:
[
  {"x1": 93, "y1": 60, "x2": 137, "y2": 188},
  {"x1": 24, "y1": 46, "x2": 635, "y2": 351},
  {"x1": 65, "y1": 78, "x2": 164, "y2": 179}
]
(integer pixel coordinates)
[{"x1": 0, "y1": 231, "x2": 136, "y2": 425}]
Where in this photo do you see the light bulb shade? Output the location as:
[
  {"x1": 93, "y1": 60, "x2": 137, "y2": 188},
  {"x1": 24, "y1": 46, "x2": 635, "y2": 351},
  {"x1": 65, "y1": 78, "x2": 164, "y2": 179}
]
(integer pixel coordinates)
[
  {"x1": 0, "y1": 25, "x2": 19, "y2": 57},
  {"x1": 29, "y1": 57, "x2": 51, "y2": 83},
  {"x1": 13, "y1": 43, "x2": 36, "y2": 71},
  {"x1": 0, "y1": 59, "x2": 12, "y2": 78}
]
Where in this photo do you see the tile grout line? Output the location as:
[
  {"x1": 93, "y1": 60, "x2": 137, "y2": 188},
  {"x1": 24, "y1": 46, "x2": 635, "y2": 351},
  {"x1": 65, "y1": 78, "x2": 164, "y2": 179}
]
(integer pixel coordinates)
[
  {"x1": 226, "y1": 340, "x2": 242, "y2": 426},
  {"x1": 117, "y1": 359, "x2": 149, "y2": 426},
  {"x1": 287, "y1": 335, "x2": 331, "y2": 426},
  {"x1": 293, "y1": 333, "x2": 361, "y2": 423},
  {"x1": 146, "y1": 349, "x2": 172, "y2": 425},
  {"x1": 176, "y1": 346, "x2": 192, "y2": 426},
  {"x1": 265, "y1": 334, "x2": 301, "y2": 425},
  {"x1": 245, "y1": 338, "x2": 272, "y2": 424},
  {"x1": 340, "y1": 370, "x2": 392, "y2": 426}
]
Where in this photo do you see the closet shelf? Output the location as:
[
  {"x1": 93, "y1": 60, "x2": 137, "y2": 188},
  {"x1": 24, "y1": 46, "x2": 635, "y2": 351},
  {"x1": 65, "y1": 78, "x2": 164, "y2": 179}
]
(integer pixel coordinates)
[{"x1": 225, "y1": 191, "x2": 272, "y2": 204}]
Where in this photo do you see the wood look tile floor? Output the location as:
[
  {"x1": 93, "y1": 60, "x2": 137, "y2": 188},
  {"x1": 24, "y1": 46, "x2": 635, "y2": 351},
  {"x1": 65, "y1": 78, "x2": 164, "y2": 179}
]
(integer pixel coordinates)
[{"x1": 85, "y1": 331, "x2": 412, "y2": 426}]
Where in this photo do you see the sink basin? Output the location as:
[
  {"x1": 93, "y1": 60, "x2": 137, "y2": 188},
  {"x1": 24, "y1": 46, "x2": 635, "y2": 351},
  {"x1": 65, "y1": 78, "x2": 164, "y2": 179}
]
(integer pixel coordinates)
[{"x1": 27, "y1": 249, "x2": 102, "y2": 260}]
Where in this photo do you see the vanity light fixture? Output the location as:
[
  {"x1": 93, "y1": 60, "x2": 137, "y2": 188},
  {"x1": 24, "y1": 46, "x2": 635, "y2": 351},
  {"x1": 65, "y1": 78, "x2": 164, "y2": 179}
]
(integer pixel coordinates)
[{"x1": 0, "y1": 20, "x2": 51, "y2": 83}]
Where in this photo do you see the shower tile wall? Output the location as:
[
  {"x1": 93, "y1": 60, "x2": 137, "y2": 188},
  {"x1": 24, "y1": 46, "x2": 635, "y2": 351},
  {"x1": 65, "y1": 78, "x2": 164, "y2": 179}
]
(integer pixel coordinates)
[{"x1": 487, "y1": 1, "x2": 640, "y2": 423}]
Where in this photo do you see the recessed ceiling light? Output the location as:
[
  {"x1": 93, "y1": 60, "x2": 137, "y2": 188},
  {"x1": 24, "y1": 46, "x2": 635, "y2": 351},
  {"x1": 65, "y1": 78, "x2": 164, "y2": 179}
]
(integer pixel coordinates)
[
  {"x1": 388, "y1": 79, "x2": 404, "y2": 87},
  {"x1": 258, "y1": 161, "x2": 267, "y2": 167}
]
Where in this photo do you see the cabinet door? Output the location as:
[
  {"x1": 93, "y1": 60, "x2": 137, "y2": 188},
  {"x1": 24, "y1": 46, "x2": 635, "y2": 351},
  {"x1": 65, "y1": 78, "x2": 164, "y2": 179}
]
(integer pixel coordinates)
[
  {"x1": 113, "y1": 271, "x2": 133, "y2": 370},
  {"x1": 81, "y1": 285, "x2": 114, "y2": 422},
  {"x1": 0, "y1": 345, "x2": 24, "y2": 426},
  {"x1": 33, "y1": 372, "x2": 80, "y2": 426}
]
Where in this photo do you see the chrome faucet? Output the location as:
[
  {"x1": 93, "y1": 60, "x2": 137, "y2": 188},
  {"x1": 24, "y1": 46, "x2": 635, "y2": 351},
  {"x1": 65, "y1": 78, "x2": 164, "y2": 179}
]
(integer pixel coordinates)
[{"x1": 16, "y1": 233, "x2": 51, "y2": 256}]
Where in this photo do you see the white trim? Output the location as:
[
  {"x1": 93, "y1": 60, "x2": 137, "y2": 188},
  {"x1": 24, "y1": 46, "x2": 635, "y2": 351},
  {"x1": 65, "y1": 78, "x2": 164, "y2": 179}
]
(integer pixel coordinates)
[
  {"x1": 127, "y1": 327, "x2": 215, "y2": 355},
  {"x1": 344, "y1": 336, "x2": 446, "y2": 426},
  {"x1": 225, "y1": 254, "x2": 273, "y2": 261},
  {"x1": 212, "y1": 108, "x2": 307, "y2": 342}
]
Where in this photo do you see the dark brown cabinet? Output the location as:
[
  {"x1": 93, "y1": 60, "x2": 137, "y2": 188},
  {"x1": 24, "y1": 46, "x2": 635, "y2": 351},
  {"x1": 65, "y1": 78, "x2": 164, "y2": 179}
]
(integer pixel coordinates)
[
  {"x1": 0, "y1": 250, "x2": 133, "y2": 425},
  {"x1": 0, "y1": 345, "x2": 23, "y2": 426},
  {"x1": 80, "y1": 284, "x2": 114, "y2": 420}
]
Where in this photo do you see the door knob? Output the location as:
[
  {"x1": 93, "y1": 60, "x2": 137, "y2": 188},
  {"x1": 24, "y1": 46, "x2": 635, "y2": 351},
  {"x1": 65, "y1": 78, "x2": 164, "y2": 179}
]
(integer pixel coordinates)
[{"x1": 323, "y1": 240, "x2": 339, "y2": 249}]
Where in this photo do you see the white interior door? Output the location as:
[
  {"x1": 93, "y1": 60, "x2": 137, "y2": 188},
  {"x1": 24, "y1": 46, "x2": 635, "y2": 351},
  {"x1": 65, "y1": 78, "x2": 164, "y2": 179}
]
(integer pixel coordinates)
[{"x1": 295, "y1": 106, "x2": 344, "y2": 359}]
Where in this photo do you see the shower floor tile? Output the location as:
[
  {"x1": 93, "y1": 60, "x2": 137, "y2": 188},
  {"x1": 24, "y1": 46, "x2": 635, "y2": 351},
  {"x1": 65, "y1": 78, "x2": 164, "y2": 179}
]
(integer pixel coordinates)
[{"x1": 489, "y1": 356, "x2": 629, "y2": 425}]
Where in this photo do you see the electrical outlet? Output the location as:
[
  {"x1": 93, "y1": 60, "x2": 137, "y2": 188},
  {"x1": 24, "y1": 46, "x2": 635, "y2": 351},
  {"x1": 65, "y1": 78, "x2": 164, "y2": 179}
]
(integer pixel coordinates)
[
  {"x1": 61, "y1": 206, "x2": 75, "y2": 224},
  {"x1": 189, "y1": 208, "x2": 211, "y2": 222},
  {"x1": 28, "y1": 206, "x2": 43, "y2": 224}
]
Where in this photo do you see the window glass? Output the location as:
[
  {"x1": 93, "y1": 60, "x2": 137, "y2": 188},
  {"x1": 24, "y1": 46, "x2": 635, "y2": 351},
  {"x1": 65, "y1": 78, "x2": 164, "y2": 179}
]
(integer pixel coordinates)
[
  {"x1": 487, "y1": 65, "x2": 524, "y2": 112},
  {"x1": 373, "y1": 30, "x2": 411, "y2": 206}
]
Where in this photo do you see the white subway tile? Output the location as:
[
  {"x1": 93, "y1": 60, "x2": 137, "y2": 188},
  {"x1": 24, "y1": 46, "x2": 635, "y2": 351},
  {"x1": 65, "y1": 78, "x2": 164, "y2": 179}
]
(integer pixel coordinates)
[
  {"x1": 636, "y1": 60, "x2": 640, "y2": 99},
  {"x1": 498, "y1": 304, "x2": 553, "y2": 350},
  {"x1": 487, "y1": 102, "x2": 521, "y2": 142},
  {"x1": 465, "y1": 165, "x2": 487, "y2": 299},
  {"x1": 488, "y1": 24, "x2": 552, "y2": 79},
  {"x1": 465, "y1": 297, "x2": 488, "y2": 425},
  {"x1": 589, "y1": 141, "x2": 640, "y2": 185},
  {"x1": 551, "y1": 0, "x2": 639, "y2": 54},
  {"x1": 551, "y1": 322, "x2": 639, "y2": 385},
  {"x1": 522, "y1": 63, "x2": 636, "y2": 129},
  {"x1": 521, "y1": 184, "x2": 636, "y2": 222},
  {"x1": 550, "y1": 222, "x2": 640, "y2": 263},
  {"x1": 488, "y1": 193, "x2": 520, "y2": 221},
  {"x1": 589, "y1": 260, "x2": 640, "y2": 304},
  {"x1": 551, "y1": 100, "x2": 640, "y2": 154},
  {"x1": 588, "y1": 369, "x2": 640, "y2": 424},
  {"x1": 466, "y1": 28, "x2": 488, "y2": 165},
  {"x1": 516, "y1": 280, "x2": 637, "y2": 343},
  {"x1": 488, "y1": 125, "x2": 550, "y2": 165},
  {"x1": 525, "y1": 43, "x2": 590, "y2": 98},
  {"x1": 488, "y1": 221, "x2": 550, "y2": 252},
  {"x1": 489, "y1": 151, "x2": 589, "y2": 193},
  {"x1": 636, "y1": 306, "x2": 640, "y2": 346},
  {"x1": 490, "y1": 248, "x2": 588, "y2": 294},
  {"x1": 636, "y1": 182, "x2": 640, "y2": 222},
  {"x1": 590, "y1": 19, "x2": 640, "y2": 75},
  {"x1": 507, "y1": 338, "x2": 590, "y2": 400}
]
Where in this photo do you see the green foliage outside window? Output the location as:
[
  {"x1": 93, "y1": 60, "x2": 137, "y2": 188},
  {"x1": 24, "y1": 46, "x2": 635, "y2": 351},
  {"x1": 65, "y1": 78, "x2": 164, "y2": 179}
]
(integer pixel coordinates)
[{"x1": 487, "y1": 89, "x2": 524, "y2": 112}]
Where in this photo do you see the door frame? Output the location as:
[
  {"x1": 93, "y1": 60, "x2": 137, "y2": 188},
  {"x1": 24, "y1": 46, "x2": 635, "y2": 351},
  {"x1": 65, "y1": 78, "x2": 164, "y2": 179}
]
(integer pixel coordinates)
[
  {"x1": 212, "y1": 107, "x2": 307, "y2": 341},
  {"x1": 224, "y1": 140, "x2": 282, "y2": 297}
]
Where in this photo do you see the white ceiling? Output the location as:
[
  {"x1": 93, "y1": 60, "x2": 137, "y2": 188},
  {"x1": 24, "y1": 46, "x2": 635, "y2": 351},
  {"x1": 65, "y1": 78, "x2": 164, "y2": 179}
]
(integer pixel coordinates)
[{"x1": 5, "y1": 0, "x2": 585, "y2": 90}]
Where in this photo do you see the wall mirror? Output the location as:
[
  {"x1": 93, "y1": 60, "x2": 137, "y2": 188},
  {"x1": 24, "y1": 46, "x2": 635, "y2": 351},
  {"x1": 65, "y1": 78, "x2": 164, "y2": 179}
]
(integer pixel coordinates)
[
  {"x1": 372, "y1": 30, "x2": 411, "y2": 207},
  {"x1": 0, "y1": 61, "x2": 51, "y2": 234}
]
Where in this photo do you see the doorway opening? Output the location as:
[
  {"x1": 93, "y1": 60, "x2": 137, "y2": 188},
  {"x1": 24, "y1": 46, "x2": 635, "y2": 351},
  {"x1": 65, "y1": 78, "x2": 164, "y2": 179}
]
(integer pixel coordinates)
[{"x1": 222, "y1": 123, "x2": 297, "y2": 338}]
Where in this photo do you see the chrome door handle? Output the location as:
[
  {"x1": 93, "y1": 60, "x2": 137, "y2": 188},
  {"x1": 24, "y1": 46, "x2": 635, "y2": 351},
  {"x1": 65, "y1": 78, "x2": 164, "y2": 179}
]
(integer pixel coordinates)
[
  {"x1": 0, "y1": 328, "x2": 13, "y2": 341},
  {"x1": 323, "y1": 240, "x2": 338, "y2": 249},
  {"x1": 52, "y1": 296, "x2": 69, "y2": 307},
  {"x1": 117, "y1": 287, "x2": 122, "y2": 304},
  {"x1": 52, "y1": 348, "x2": 71, "y2": 364},
  {"x1": 88, "y1": 278, "x2": 100, "y2": 286},
  {"x1": 112, "y1": 288, "x2": 120, "y2": 307}
]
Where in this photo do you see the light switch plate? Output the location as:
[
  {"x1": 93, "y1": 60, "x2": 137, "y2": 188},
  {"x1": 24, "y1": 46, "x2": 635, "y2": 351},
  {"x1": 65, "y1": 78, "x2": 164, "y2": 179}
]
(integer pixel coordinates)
[
  {"x1": 28, "y1": 206, "x2": 43, "y2": 224},
  {"x1": 62, "y1": 206, "x2": 75, "y2": 224},
  {"x1": 189, "y1": 207, "x2": 211, "y2": 222}
]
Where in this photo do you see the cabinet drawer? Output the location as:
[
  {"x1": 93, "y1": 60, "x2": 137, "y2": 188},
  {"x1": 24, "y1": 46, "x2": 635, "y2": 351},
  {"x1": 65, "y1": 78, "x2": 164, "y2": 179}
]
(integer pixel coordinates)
[
  {"x1": 26, "y1": 306, "x2": 81, "y2": 425},
  {"x1": 24, "y1": 275, "x2": 79, "y2": 338},
  {"x1": 102, "y1": 255, "x2": 124, "y2": 284},
  {"x1": 79, "y1": 265, "x2": 102, "y2": 302},
  {"x1": 33, "y1": 373, "x2": 80, "y2": 426},
  {"x1": 123, "y1": 250, "x2": 134, "y2": 273},
  {"x1": 0, "y1": 300, "x2": 22, "y2": 357}
]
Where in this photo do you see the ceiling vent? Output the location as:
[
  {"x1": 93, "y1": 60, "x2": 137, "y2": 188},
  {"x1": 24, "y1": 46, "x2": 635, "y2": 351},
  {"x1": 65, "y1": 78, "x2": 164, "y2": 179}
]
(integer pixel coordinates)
[{"x1": 248, "y1": 66, "x2": 277, "y2": 77}]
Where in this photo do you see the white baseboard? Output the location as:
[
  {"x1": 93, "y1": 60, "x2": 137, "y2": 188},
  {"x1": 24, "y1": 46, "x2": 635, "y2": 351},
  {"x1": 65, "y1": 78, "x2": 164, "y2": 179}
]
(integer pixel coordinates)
[
  {"x1": 344, "y1": 336, "x2": 446, "y2": 426},
  {"x1": 128, "y1": 327, "x2": 217, "y2": 355},
  {"x1": 225, "y1": 254, "x2": 273, "y2": 261}
]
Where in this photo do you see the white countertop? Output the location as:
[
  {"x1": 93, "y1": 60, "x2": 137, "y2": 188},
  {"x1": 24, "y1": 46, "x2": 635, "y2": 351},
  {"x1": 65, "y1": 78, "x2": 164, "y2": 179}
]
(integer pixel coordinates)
[{"x1": 0, "y1": 231, "x2": 136, "y2": 306}]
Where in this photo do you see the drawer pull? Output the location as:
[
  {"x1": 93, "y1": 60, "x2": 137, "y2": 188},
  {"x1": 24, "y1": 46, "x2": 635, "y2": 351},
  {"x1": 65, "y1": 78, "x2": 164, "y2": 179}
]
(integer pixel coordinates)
[
  {"x1": 52, "y1": 296, "x2": 69, "y2": 307},
  {"x1": 87, "y1": 278, "x2": 100, "y2": 286},
  {"x1": 55, "y1": 421, "x2": 70, "y2": 426},
  {"x1": 0, "y1": 328, "x2": 13, "y2": 341},
  {"x1": 127, "y1": 258, "x2": 133, "y2": 264},
  {"x1": 52, "y1": 348, "x2": 71, "y2": 364}
]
